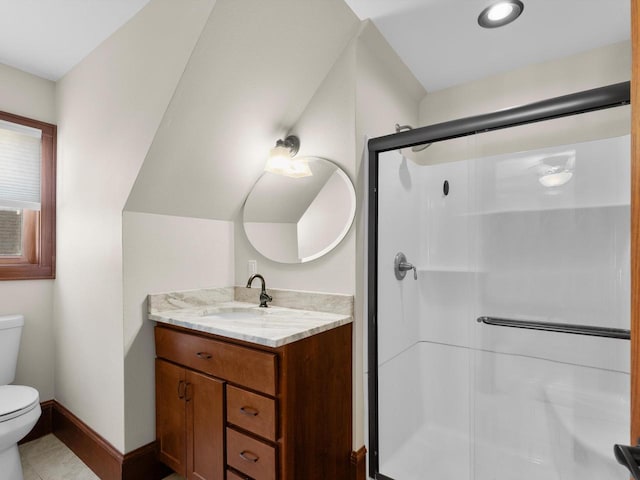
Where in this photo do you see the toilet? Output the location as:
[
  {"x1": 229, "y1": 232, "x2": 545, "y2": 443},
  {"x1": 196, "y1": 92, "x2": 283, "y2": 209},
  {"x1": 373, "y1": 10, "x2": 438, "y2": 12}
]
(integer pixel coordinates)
[{"x1": 0, "y1": 315, "x2": 41, "y2": 480}]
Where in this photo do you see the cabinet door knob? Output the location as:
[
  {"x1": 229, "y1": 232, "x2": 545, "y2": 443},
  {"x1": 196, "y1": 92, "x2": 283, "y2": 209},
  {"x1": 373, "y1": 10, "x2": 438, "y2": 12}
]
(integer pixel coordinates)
[
  {"x1": 185, "y1": 382, "x2": 192, "y2": 402},
  {"x1": 240, "y1": 406, "x2": 259, "y2": 417},
  {"x1": 196, "y1": 352, "x2": 212, "y2": 360},
  {"x1": 239, "y1": 450, "x2": 259, "y2": 463}
]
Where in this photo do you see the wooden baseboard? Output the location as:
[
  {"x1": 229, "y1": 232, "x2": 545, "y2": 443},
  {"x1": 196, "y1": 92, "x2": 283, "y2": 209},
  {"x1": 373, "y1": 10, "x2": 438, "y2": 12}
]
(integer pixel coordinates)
[
  {"x1": 53, "y1": 401, "x2": 123, "y2": 480},
  {"x1": 351, "y1": 446, "x2": 367, "y2": 480},
  {"x1": 19, "y1": 400, "x2": 168, "y2": 480},
  {"x1": 122, "y1": 442, "x2": 172, "y2": 480}
]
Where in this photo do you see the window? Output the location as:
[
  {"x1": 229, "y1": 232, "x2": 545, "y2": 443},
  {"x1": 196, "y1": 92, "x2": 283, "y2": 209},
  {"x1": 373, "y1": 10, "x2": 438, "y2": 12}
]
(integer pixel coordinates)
[{"x1": 0, "y1": 111, "x2": 56, "y2": 280}]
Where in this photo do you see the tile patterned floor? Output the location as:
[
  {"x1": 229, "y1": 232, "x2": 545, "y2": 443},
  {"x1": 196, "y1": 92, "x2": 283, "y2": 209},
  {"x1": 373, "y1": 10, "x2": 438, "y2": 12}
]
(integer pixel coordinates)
[
  {"x1": 19, "y1": 434, "x2": 182, "y2": 480},
  {"x1": 19, "y1": 435, "x2": 99, "y2": 480}
]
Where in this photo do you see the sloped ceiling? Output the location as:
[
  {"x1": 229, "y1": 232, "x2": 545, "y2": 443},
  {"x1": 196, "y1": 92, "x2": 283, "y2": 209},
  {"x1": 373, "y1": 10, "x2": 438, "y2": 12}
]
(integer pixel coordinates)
[
  {"x1": 125, "y1": 0, "x2": 359, "y2": 220},
  {"x1": 0, "y1": 0, "x2": 152, "y2": 80}
]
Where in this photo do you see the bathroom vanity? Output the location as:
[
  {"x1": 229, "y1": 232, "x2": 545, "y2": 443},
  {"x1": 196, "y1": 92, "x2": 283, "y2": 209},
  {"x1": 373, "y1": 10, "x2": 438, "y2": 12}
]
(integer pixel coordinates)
[{"x1": 149, "y1": 288, "x2": 353, "y2": 480}]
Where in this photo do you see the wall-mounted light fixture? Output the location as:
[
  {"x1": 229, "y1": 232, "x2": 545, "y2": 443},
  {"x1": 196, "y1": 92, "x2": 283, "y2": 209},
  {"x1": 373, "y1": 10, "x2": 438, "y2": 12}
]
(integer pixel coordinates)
[
  {"x1": 264, "y1": 135, "x2": 312, "y2": 178},
  {"x1": 478, "y1": 0, "x2": 524, "y2": 28}
]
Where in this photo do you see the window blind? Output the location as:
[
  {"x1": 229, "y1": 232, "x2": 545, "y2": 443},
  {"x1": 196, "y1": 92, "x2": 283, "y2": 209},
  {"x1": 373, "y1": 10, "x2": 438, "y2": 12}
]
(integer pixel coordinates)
[{"x1": 0, "y1": 119, "x2": 41, "y2": 211}]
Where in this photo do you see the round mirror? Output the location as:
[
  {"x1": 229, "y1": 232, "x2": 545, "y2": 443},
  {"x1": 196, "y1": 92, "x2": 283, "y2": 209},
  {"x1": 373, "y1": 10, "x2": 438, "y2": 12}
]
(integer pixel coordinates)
[{"x1": 243, "y1": 157, "x2": 356, "y2": 263}]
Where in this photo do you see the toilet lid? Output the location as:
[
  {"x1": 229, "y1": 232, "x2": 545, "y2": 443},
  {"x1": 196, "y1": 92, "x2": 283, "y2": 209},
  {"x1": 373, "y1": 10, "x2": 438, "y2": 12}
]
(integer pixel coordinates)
[{"x1": 0, "y1": 385, "x2": 39, "y2": 422}]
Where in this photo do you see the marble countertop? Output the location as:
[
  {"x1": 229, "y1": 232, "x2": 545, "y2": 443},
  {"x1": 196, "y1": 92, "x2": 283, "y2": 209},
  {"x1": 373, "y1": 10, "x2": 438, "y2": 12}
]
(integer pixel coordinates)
[{"x1": 149, "y1": 300, "x2": 352, "y2": 348}]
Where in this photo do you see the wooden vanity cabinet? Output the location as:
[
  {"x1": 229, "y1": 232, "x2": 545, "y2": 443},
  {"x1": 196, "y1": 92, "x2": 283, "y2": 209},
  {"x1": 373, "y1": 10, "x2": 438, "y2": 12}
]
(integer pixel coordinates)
[{"x1": 154, "y1": 322, "x2": 352, "y2": 480}]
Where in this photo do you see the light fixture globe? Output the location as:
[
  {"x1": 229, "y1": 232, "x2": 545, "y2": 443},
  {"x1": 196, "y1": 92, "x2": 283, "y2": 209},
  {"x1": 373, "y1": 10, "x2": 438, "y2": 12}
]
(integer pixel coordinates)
[
  {"x1": 539, "y1": 168, "x2": 573, "y2": 188},
  {"x1": 265, "y1": 145, "x2": 292, "y2": 175},
  {"x1": 537, "y1": 150, "x2": 575, "y2": 188},
  {"x1": 478, "y1": 0, "x2": 524, "y2": 28},
  {"x1": 264, "y1": 135, "x2": 311, "y2": 178}
]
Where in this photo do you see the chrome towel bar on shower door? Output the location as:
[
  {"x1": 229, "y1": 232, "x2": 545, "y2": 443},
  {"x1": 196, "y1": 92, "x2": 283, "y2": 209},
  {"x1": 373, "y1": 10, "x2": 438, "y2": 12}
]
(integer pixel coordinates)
[{"x1": 477, "y1": 316, "x2": 630, "y2": 339}]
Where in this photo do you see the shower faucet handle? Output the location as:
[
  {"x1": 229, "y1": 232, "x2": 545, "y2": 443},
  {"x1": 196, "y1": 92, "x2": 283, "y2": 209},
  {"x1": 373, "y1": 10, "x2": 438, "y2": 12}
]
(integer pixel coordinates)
[
  {"x1": 399, "y1": 262, "x2": 417, "y2": 280},
  {"x1": 394, "y1": 252, "x2": 417, "y2": 280}
]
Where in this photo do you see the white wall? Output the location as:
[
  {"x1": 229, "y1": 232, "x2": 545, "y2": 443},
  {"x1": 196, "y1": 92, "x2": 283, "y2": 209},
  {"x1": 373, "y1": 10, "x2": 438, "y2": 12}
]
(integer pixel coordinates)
[
  {"x1": 54, "y1": 0, "x2": 215, "y2": 451},
  {"x1": 420, "y1": 42, "x2": 630, "y2": 125},
  {"x1": 0, "y1": 280, "x2": 55, "y2": 400},
  {"x1": 0, "y1": 64, "x2": 56, "y2": 124},
  {"x1": 125, "y1": 0, "x2": 359, "y2": 221},
  {"x1": 122, "y1": 211, "x2": 233, "y2": 451},
  {"x1": 0, "y1": 63, "x2": 56, "y2": 400},
  {"x1": 416, "y1": 42, "x2": 631, "y2": 165},
  {"x1": 234, "y1": 33, "x2": 358, "y2": 294}
]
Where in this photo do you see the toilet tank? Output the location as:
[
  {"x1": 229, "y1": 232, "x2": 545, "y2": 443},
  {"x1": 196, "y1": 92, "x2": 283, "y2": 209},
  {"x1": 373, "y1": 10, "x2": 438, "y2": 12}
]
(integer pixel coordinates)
[{"x1": 0, "y1": 314, "x2": 24, "y2": 385}]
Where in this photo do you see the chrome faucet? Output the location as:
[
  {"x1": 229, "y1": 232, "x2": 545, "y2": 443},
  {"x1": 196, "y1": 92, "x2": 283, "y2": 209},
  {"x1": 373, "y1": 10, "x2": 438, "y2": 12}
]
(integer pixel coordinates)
[{"x1": 246, "y1": 274, "x2": 272, "y2": 307}]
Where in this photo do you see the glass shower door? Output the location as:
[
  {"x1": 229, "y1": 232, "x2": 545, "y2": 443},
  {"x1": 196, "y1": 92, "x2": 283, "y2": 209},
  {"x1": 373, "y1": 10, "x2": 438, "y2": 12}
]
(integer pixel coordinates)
[
  {"x1": 469, "y1": 121, "x2": 631, "y2": 480},
  {"x1": 373, "y1": 105, "x2": 631, "y2": 480},
  {"x1": 376, "y1": 147, "x2": 425, "y2": 479},
  {"x1": 375, "y1": 138, "x2": 478, "y2": 480}
]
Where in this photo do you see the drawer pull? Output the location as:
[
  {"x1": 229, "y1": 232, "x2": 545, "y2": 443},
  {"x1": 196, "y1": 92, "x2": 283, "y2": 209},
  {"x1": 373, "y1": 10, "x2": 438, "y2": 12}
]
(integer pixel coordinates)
[
  {"x1": 240, "y1": 406, "x2": 259, "y2": 417},
  {"x1": 196, "y1": 352, "x2": 212, "y2": 360},
  {"x1": 177, "y1": 380, "x2": 185, "y2": 399},
  {"x1": 239, "y1": 450, "x2": 259, "y2": 463}
]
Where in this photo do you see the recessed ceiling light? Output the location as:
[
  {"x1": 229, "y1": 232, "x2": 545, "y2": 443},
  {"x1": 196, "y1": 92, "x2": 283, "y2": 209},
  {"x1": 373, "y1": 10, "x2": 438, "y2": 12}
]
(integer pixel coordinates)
[{"x1": 478, "y1": 0, "x2": 524, "y2": 28}]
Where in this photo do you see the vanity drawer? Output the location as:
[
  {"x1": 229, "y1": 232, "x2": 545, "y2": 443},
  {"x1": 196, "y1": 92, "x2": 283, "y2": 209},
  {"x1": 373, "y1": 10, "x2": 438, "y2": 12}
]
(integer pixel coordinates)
[
  {"x1": 226, "y1": 428, "x2": 276, "y2": 480},
  {"x1": 155, "y1": 326, "x2": 277, "y2": 395},
  {"x1": 227, "y1": 385, "x2": 277, "y2": 441}
]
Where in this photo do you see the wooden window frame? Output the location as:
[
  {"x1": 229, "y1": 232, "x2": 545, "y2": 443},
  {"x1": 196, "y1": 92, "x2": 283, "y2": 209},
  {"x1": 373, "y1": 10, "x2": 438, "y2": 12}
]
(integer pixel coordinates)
[{"x1": 0, "y1": 111, "x2": 56, "y2": 280}]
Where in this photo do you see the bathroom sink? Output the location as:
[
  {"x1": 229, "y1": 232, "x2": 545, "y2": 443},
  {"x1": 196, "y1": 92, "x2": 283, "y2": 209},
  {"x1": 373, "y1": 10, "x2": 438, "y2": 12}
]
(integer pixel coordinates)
[{"x1": 201, "y1": 306, "x2": 268, "y2": 321}]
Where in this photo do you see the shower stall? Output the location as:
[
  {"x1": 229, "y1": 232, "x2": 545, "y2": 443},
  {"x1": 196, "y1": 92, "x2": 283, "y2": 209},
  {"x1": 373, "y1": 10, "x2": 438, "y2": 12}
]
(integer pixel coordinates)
[{"x1": 367, "y1": 82, "x2": 632, "y2": 479}]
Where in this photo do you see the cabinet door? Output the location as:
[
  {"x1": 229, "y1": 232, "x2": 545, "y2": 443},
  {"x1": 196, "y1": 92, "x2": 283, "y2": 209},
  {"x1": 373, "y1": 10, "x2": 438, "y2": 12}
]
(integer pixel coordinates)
[
  {"x1": 186, "y1": 369, "x2": 225, "y2": 480},
  {"x1": 156, "y1": 359, "x2": 186, "y2": 475}
]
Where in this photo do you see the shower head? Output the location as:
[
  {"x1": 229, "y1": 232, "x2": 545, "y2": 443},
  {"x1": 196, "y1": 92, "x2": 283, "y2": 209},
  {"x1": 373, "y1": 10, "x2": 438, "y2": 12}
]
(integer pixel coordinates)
[{"x1": 394, "y1": 124, "x2": 432, "y2": 152}]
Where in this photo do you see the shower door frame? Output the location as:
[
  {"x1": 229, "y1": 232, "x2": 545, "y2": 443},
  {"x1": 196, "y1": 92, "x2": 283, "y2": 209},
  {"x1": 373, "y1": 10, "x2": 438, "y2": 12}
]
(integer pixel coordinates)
[{"x1": 366, "y1": 81, "x2": 632, "y2": 479}]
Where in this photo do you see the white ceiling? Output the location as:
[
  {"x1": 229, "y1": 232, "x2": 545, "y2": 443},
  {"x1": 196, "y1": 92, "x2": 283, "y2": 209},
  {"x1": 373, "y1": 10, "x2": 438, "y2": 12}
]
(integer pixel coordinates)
[
  {"x1": 344, "y1": 0, "x2": 630, "y2": 92},
  {"x1": 0, "y1": 0, "x2": 629, "y2": 89},
  {"x1": 0, "y1": 0, "x2": 152, "y2": 80}
]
